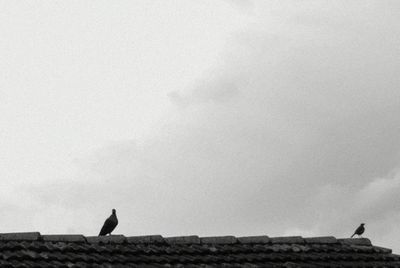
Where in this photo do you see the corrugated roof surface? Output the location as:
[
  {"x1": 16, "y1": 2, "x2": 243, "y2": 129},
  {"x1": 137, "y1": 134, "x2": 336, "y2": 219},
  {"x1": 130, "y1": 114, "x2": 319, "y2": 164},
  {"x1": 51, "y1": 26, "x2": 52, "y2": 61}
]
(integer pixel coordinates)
[{"x1": 0, "y1": 232, "x2": 398, "y2": 267}]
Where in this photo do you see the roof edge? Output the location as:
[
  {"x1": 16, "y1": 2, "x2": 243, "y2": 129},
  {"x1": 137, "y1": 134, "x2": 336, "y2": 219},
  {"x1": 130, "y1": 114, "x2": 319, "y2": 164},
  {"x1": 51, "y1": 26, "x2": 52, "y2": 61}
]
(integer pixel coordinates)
[{"x1": 0, "y1": 232, "x2": 373, "y2": 247}]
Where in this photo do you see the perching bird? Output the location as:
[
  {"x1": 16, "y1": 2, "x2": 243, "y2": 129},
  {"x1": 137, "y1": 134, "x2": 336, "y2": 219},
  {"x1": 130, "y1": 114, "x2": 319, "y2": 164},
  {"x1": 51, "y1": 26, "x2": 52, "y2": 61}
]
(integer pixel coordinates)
[
  {"x1": 99, "y1": 209, "x2": 118, "y2": 236},
  {"x1": 351, "y1": 223, "x2": 365, "y2": 238}
]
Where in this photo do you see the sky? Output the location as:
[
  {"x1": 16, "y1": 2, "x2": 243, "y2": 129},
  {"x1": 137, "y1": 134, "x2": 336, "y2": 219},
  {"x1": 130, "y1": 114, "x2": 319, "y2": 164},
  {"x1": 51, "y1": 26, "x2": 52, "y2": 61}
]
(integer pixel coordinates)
[{"x1": 1, "y1": 0, "x2": 400, "y2": 252}]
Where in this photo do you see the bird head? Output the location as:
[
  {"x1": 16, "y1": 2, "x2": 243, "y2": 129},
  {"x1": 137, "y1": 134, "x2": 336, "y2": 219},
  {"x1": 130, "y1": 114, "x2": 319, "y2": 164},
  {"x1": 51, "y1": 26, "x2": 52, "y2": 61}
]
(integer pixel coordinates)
[
  {"x1": 112, "y1": 209, "x2": 116, "y2": 214},
  {"x1": 361, "y1": 223, "x2": 365, "y2": 226}
]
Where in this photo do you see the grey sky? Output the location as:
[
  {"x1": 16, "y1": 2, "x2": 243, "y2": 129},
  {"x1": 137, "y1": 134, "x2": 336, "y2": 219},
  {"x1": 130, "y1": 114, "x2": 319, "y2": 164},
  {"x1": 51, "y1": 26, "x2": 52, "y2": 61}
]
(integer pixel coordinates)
[{"x1": 1, "y1": 0, "x2": 400, "y2": 252}]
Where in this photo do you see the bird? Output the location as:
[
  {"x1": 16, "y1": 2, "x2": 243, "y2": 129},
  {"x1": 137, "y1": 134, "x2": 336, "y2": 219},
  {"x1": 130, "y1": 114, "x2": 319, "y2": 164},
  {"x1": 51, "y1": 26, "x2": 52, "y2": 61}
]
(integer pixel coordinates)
[
  {"x1": 99, "y1": 209, "x2": 118, "y2": 236},
  {"x1": 351, "y1": 223, "x2": 365, "y2": 238}
]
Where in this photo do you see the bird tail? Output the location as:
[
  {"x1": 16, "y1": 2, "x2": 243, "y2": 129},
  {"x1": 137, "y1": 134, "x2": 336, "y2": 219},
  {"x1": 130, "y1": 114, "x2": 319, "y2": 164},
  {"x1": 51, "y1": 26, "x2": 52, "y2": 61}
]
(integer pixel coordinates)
[{"x1": 351, "y1": 233, "x2": 355, "y2": 238}]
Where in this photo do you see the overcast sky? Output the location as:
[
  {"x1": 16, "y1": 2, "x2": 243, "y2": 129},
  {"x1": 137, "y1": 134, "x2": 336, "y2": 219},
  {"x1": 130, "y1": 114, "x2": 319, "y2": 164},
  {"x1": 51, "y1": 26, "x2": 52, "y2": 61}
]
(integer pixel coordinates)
[{"x1": 1, "y1": 0, "x2": 400, "y2": 252}]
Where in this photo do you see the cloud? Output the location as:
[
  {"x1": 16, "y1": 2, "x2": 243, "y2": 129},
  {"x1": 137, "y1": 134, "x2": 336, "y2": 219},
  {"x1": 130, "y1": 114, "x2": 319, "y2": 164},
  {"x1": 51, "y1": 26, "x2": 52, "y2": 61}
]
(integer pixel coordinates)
[
  {"x1": 223, "y1": 0, "x2": 254, "y2": 12},
  {"x1": 354, "y1": 172, "x2": 400, "y2": 222},
  {"x1": 168, "y1": 73, "x2": 242, "y2": 107},
  {"x1": 24, "y1": 0, "x2": 400, "y2": 251}
]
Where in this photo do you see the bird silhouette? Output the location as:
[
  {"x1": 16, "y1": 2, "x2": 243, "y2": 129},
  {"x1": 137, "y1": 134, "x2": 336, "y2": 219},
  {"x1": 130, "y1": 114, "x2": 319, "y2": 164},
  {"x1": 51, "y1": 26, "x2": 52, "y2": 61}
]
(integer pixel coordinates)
[
  {"x1": 351, "y1": 223, "x2": 365, "y2": 238},
  {"x1": 99, "y1": 209, "x2": 118, "y2": 236}
]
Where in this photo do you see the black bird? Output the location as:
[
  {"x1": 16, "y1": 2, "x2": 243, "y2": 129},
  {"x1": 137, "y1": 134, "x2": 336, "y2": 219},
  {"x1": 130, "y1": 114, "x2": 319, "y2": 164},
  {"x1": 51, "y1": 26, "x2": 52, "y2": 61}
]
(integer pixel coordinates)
[
  {"x1": 351, "y1": 223, "x2": 365, "y2": 238},
  {"x1": 99, "y1": 209, "x2": 118, "y2": 236}
]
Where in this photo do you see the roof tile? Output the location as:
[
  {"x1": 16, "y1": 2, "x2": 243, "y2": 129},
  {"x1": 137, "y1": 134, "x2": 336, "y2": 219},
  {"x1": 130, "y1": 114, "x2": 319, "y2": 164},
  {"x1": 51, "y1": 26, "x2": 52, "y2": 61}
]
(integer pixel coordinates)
[
  {"x1": 304, "y1": 236, "x2": 337, "y2": 244},
  {"x1": 86, "y1": 235, "x2": 126, "y2": 244},
  {"x1": 0, "y1": 232, "x2": 40, "y2": 241},
  {"x1": 270, "y1": 236, "x2": 305, "y2": 244},
  {"x1": 238, "y1": 236, "x2": 270, "y2": 244},
  {"x1": 200, "y1": 236, "x2": 237, "y2": 244},
  {"x1": 126, "y1": 235, "x2": 164, "y2": 244},
  {"x1": 42, "y1": 235, "x2": 86, "y2": 243},
  {"x1": 338, "y1": 238, "x2": 372, "y2": 246},
  {"x1": 165, "y1": 236, "x2": 200, "y2": 244},
  {"x1": 372, "y1": 246, "x2": 392, "y2": 254}
]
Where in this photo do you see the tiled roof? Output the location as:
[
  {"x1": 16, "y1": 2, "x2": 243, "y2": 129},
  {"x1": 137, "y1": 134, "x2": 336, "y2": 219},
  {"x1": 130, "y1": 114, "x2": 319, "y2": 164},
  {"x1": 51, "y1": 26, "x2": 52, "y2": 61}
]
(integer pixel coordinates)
[{"x1": 0, "y1": 232, "x2": 398, "y2": 267}]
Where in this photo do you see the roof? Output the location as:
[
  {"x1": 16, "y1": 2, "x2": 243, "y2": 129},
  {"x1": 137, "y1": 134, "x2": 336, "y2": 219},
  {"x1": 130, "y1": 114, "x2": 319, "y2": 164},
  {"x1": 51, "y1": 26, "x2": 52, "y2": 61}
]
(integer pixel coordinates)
[{"x1": 0, "y1": 232, "x2": 398, "y2": 267}]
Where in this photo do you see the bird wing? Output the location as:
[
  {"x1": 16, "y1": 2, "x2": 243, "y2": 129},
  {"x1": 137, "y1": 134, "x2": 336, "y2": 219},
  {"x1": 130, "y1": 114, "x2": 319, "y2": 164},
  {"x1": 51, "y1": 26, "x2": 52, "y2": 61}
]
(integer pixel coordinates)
[
  {"x1": 351, "y1": 225, "x2": 364, "y2": 237},
  {"x1": 355, "y1": 225, "x2": 363, "y2": 234},
  {"x1": 99, "y1": 217, "x2": 117, "y2": 236}
]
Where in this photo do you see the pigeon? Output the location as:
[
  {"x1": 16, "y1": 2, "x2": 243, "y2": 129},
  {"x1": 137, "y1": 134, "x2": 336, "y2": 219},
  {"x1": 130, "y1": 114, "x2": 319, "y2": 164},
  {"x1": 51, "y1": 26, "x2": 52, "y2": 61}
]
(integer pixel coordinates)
[
  {"x1": 351, "y1": 223, "x2": 365, "y2": 238},
  {"x1": 99, "y1": 209, "x2": 118, "y2": 236}
]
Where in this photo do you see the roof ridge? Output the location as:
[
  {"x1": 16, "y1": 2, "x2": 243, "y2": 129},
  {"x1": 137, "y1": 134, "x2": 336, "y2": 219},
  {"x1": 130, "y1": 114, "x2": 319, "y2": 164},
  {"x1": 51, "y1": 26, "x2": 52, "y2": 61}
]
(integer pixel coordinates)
[{"x1": 0, "y1": 232, "x2": 373, "y2": 246}]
